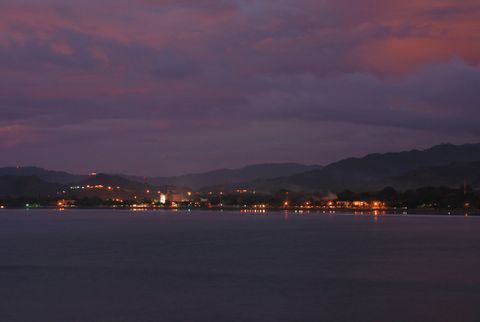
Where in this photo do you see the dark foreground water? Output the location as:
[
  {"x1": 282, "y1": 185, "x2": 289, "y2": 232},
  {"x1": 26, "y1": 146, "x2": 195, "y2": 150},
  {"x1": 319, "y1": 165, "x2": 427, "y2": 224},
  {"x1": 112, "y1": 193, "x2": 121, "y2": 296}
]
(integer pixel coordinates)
[{"x1": 1, "y1": 210, "x2": 480, "y2": 322}]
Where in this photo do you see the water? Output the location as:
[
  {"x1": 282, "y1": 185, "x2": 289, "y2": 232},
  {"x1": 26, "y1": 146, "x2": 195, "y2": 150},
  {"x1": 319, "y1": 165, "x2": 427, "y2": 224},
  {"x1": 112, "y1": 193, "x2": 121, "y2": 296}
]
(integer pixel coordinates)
[{"x1": 1, "y1": 210, "x2": 480, "y2": 322}]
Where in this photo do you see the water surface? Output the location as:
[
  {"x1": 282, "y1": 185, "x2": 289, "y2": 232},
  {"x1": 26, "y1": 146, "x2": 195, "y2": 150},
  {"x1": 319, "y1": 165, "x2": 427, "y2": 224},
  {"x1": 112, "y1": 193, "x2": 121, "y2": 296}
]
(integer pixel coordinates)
[{"x1": 1, "y1": 210, "x2": 480, "y2": 322}]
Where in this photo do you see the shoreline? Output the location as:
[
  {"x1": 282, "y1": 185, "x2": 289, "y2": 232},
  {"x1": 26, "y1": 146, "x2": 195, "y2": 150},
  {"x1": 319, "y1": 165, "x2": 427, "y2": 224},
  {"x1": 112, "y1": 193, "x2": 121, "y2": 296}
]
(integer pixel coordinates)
[{"x1": 1, "y1": 207, "x2": 477, "y2": 216}]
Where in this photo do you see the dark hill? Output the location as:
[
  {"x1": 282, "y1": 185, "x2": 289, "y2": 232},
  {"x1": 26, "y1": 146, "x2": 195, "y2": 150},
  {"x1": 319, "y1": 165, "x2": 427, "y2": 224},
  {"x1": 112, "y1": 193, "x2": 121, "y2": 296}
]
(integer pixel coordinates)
[
  {"x1": 126, "y1": 163, "x2": 322, "y2": 190},
  {"x1": 0, "y1": 167, "x2": 86, "y2": 184},
  {"x1": 241, "y1": 143, "x2": 480, "y2": 192},
  {"x1": 81, "y1": 174, "x2": 152, "y2": 191},
  {"x1": 0, "y1": 175, "x2": 61, "y2": 197},
  {"x1": 389, "y1": 161, "x2": 480, "y2": 190}
]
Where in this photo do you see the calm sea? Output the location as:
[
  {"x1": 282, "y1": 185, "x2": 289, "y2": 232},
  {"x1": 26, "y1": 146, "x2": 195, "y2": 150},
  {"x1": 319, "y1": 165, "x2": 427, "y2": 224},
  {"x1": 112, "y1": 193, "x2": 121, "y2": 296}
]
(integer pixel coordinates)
[{"x1": 1, "y1": 210, "x2": 480, "y2": 322}]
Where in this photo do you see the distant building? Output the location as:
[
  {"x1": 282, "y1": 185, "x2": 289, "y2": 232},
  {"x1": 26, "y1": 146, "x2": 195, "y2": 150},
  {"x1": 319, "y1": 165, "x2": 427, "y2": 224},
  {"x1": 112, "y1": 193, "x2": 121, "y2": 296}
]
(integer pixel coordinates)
[
  {"x1": 168, "y1": 192, "x2": 186, "y2": 203},
  {"x1": 159, "y1": 193, "x2": 167, "y2": 204},
  {"x1": 333, "y1": 200, "x2": 386, "y2": 209},
  {"x1": 336, "y1": 201, "x2": 351, "y2": 208},
  {"x1": 57, "y1": 199, "x2": 76, "y2": 208},
  {"x1": 352, "y1": 201, "x2": 369, "y2": 208}
]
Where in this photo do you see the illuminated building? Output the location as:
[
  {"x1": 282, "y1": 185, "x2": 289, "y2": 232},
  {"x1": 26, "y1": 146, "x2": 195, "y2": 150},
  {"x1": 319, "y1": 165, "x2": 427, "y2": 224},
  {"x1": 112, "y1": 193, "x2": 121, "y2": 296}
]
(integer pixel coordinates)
[
  {"x1": 352, "y1": 201, "x2": 369, "y2": 208},
  {"x1": 167, "y1": 192, "x2": 187, "y2": 202},
  {"x1": 56, "y1": 199, "x2": 76, "y2": 208},
  {"x1": 159, "y1": 193, "x2": 167, "y2": 204},
  {"x1": 336, "y1": 201, "x2": 351, "y2": 208}
]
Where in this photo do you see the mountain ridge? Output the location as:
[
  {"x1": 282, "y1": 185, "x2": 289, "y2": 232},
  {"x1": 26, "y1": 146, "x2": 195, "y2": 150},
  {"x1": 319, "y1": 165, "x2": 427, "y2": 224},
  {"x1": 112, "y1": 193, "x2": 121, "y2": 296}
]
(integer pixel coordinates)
[
  {"x1": 217, "y1": 143, "x2": 480, "y2": 192},
  {"x1": 121, "y1": 163, "x2": 323, "y2": 189},
  {"x1": 0, "y1": 167, "x2": 87, "y2": 184},
  {"x1": 3, "y1": 143, "x2": 480, "y2": 193}
]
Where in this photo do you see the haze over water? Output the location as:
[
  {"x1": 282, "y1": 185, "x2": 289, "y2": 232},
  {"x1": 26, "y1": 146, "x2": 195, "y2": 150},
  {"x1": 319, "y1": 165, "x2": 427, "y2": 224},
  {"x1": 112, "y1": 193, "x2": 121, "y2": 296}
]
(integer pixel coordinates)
[{"x1": 1, "y1": 210, "x2": 480, "y2": 322}]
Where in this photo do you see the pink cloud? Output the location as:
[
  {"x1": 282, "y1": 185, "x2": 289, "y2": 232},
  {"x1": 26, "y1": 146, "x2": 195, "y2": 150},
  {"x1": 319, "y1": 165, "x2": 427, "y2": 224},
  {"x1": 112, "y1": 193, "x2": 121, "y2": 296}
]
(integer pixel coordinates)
[{"x1": 0, "y1": 0, "x2": 479, "y2": 173}]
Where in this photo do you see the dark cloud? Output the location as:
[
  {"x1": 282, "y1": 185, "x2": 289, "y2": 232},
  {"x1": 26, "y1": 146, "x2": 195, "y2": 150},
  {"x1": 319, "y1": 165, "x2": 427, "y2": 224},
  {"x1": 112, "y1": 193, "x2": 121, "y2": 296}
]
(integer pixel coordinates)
[
  {"x1": 0, "y1": 0, "x2": 479, "y2": 175},
  {"x1": 247, "y1": 59, "x2": 480, "y2": 133},
  {"x1": 142, "y1": 0, "x2": 238, "y2": 10}
]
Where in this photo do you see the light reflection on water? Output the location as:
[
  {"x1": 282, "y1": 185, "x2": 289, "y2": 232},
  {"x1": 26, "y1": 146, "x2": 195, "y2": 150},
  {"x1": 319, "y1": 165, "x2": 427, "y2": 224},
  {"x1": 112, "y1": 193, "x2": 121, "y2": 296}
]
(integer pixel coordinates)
[
  {"x1": 36, "y1": 208, "x2": 477, "y2": 219},
  {"x1": 3, "y1": 206, "x2": 478, "y2": 218},
  {"x1": 5, "y1": 206, "x2": 477, "y2": 218}
]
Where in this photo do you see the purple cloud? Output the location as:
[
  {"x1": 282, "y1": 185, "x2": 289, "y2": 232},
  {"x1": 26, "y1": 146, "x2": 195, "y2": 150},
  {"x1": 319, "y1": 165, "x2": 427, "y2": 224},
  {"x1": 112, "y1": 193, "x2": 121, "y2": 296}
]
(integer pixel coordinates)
[{"x1": 0, "y1": 0, "x2": 479, "y2": 175}]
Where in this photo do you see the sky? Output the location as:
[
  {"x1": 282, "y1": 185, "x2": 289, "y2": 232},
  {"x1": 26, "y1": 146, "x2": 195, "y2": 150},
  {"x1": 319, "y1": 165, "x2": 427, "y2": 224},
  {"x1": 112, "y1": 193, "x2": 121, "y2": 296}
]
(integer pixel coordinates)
[{"x1": 0, "y1": 0, "x2": 479, "y2": 175}]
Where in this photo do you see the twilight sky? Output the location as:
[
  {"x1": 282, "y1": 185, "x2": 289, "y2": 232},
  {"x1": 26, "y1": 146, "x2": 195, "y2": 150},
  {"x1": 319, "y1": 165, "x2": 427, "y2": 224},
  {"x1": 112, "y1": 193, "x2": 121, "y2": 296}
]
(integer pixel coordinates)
[{"x1": 1, "y1": 0, "x2": 480, "y2": 175}]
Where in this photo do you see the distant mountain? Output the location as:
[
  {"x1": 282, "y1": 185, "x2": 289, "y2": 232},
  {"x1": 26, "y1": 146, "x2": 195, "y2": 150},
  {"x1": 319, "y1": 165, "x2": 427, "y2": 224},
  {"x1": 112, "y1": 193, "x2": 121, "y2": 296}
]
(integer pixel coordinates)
[
  {"x1": 80, "y1": 173, "x2": 154, "y2": 191},
  {"x1": 0, "y1": 167, "x2": 86, "y2": 184},
  {"x1": 238, "y1": 143, "x2": 480, "y2": 192},
  {"x1": 67, "y1": 173, "x2": 187, "y2": 200},
  {"x1": 126, "y1": 163, "x2": 322, "y2": 190},
  {"x1": 4, "y1": 144, "x2": 480, "y2": 194},
  {"x1": 389, "y1": 161, "x2": 480, "y2": 190},
  {"x1": 0, "y1": 163, "x2": 322, "y2": 192},
  {"x1": 0, "y1": 175, "x2": 61, "y2": 198},
  {"x1": 65, "y1": 173, "x2": 159, "y2": 200}
]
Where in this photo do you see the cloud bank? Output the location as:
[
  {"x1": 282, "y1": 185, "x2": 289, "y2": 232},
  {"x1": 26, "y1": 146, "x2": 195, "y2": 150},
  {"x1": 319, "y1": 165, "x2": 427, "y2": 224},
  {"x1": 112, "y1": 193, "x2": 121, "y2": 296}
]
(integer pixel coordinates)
[{"x1": 0, "y1": 0, "x2": 479, "y2": 175}]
